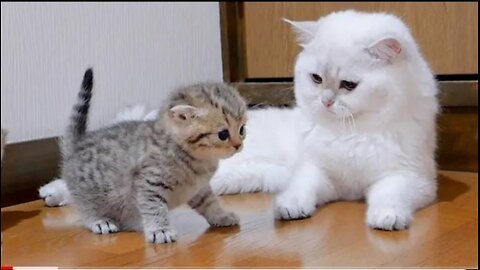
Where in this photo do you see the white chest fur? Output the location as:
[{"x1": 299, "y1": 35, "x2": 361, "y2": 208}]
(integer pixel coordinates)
[{"x1": 303, "y1": 127, "x2": 406, "y2": 199}]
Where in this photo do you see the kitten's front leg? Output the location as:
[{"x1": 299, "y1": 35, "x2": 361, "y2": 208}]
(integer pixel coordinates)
[
  {"x1": 136, "y1": 189, "x2": 177, "y2": 244},
  {"x1": 188, "y1": 186, "x2": 239, "y2": 227},
  {"x1": 138, "y1": 193, "x2": 177, "y2": 244},
  {"x1": 274, "y1": 160, "x2": 336, "y2": 220},
  {"x1": 366, "y1": 173, "x2": 436, "y2": 231}
]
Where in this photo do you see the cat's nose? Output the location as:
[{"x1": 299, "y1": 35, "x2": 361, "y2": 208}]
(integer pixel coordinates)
[
  {"x1": 322, "y1": 99, "x2": 334, "y2": 107},
  {"x1": 233, "y1": 144, "x2": 242, "y2": 150}
]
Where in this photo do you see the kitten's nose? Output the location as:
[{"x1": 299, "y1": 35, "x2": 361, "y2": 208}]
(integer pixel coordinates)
[{"x1": 233, "y1": 144, "x2": 242, "y2": 150}]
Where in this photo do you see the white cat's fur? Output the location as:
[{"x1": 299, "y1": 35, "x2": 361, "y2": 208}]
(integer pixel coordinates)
[
  {"x1": 273, "y1": 10, "x2": 438, "y2": 230},
  {"x1": 219, "y1": 10, "x2": 438, "y2": 231},
  {"x1": 39, "y1": 10, "x2": 438, "y2": 231}
]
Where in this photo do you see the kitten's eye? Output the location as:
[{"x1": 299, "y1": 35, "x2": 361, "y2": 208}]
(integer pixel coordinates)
[
  {"x1": 239, "y1": 125, "x2": 246, "y2": 137},
  {"x1": 340, "y1": 80, "x2": 358, "y2": 91},
  {"x1": 310, "y1": 73, "x2": 323, "y2": 84},
  {"x1": 218, "y1": 129, "x2": 230, "y2": 141}
]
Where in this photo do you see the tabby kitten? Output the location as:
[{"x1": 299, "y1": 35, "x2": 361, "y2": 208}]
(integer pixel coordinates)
[{"x1": 62, "y1": 69, "x2": 247, "y2": 244}]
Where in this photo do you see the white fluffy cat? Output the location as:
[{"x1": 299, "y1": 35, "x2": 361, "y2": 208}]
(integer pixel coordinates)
[
  {"x1": 40, "y1": 10, "x2": 438, "y2": 230},
  {"x1": 272, "y1": 10, "x2": 438, "y2": 230}
]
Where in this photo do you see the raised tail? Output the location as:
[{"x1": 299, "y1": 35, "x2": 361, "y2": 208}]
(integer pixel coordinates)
[{"x1": 62, "y1": 68, "x2": 94, "y2": 155}]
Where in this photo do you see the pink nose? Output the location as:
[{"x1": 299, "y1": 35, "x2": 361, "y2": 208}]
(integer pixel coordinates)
[{"x1": 323, "y1": 100, "x2": 334, "y2": 107}]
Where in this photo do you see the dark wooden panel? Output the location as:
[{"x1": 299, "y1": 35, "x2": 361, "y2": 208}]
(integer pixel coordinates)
[
  {"x1": 219, "y1": 2, "x2": 246, "y2": 82},
  {"x1": 243, "y1": 2, "x2": 478, "y2": 78},
  {"x1": 1, "y1": 137, "x2": 60, "y2": 207},
  {"x1": 437, "y1": 107, "x2": 478, "y2": 172}
]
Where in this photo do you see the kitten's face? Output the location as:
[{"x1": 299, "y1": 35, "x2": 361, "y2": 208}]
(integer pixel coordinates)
[{"x1": 165, "y1": 92, "x2": 247, "y2": 161}]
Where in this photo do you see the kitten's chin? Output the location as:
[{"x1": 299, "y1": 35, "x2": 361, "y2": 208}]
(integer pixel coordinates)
[{"x1": 191, "y1": 149, "x2": 236, "y2": 161}]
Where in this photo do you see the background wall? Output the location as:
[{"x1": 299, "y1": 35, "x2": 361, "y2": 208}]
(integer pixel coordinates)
[{"x1": 1, "y1": 2, "x2": 223, "y2": 143}]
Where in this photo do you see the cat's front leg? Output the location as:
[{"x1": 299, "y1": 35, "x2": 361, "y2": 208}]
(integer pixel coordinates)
[
  {"x1": 366, "y1": 173, "x2": 437, "y2": 231},
  {"x1": 188, "y1": 186, "x2": 239, "y2": 227},
  {"x1": 274, "y1": 160, "x2": 336, "y2": 220}
]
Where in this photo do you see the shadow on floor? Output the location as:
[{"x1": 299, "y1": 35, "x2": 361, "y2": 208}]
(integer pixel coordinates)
[
  {"x1": 1, "y1": 210, "x2": 40, "y2": 231},
  {"x1": 436, "y1": 174, "x2": 470, "y2": 202}
]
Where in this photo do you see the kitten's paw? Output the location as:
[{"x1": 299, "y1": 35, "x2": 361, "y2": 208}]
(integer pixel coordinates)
[
  {"x1": 145, "y1": 228, "x2": 177, "y2": 244},
  {"x1": 367, "y1": 207, "x2": 412, "y2": 231},
  {"x1": 274, "y1": 192, "x2": 316, "y2": 220},
  {"x1": 38, "y1": 179, "x2": 70, "y2": 207},
  {"x1": 207, "y1": 212, "x2": 239, "y2": 227},
  {"x1": 89, "y1": 220, "x2": 120, "y2": 234}
]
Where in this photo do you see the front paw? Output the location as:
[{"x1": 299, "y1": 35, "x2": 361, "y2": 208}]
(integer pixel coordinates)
[
  {"x1": 207, "y1": 212, "x2": 239, "y2": 227},
  {"x1": 145, "y1": 227, "x2": 177, "y2": 244},
  {"x1": 367, "y1": 207, "x2": 412, "y2": 231},
  {"x1": 274, "y1": 192, "x2": 316, "y2": 220},
  {"x1": 89, "y1": 220, "x2": 120, "y2": 234}
]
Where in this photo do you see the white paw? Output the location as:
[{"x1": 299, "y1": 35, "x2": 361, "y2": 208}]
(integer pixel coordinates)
[
  {"x1": 274, "y1": 192, "x2": 316, "y2": 220},
  {"x1": 89, "y1": 220, "x2": 120, "y2": 234},
  {"x1": 38, "y1": 179, "x2": 71, "y2": 207},
  {"x1": 366, "y1": 207, "x2": 412, "y2": 231},
  {"x1": 145, "y1": 228, "x2": 178, "y2": 244},
  {"x1": 207, "y1": 212, "x2": 240, "y2": 227}
]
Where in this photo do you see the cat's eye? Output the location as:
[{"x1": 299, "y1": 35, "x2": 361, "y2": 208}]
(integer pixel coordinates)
[
  {"x1": 218, "y1": 129, "x2": 230, "y2": 141},
  {"x1": 239, "y1": 125, "x2": 246, "y2": 137},
  {"x1": 310, "y1": 73, "x2": 323, "y2": 84},
  {"x1": 340, "y1": 80, "x2": 358, "y2": 91}
]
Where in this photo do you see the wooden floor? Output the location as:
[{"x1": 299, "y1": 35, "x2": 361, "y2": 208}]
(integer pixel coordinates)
[{"x1": 1, "y1": 170, "x2": 478, "y2": 268}]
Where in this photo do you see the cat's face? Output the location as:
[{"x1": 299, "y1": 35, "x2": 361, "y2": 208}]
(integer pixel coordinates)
[
  {"x1": 295, "y1": 44, "x2": 395, "y2": 122},
  {"x1": 164, "y1": 88, "x2": 247, "y2": 160},
  {"x1": 289, "y1": 10, "x2": 416, "y2": 127}
]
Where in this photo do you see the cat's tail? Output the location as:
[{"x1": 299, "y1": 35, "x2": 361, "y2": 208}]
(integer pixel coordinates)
[{"x1": 63, "y1": 68, "x2": 94, "y2": 154}]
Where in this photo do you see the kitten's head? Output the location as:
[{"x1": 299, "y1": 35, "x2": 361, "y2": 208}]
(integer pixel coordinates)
[
  {"x1": 163, "y1": 83, "x2": 247, "y2": 160},
  {"x1": 288, "y1": 10, "x2": 437, "y2": 128}
]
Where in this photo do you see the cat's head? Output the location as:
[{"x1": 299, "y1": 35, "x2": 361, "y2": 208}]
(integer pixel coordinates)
[
  {"x1": 288, "y1": 10, "x2": 437, "y2": 129},
  {"x1": 162, "y1": 83, "x2": 247, "y2": 160}
]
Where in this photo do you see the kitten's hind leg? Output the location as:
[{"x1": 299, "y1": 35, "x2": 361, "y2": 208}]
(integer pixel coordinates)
[
  {"x1": 38, "y1": 178, "x2": 71, "y2": 207},
  {"x1": 189, "y1": 186, "x2": 239, "y2": 227}
]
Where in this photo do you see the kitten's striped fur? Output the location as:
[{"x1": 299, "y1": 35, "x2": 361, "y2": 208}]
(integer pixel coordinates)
[{"x1": 61, "y1": 69, "x2": 247, "y2": 244}]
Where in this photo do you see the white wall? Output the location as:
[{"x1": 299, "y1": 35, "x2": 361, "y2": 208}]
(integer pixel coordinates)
[{"x1": 1, "y1": 2, "x2": 223, "y2": 143}]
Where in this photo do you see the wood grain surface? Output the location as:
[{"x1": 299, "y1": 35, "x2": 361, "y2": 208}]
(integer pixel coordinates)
[{"x1": 1, "y1": 170, "x2": 477, "y2": 268}]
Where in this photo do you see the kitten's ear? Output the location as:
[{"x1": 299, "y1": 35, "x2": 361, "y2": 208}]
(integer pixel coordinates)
[
  {"x1": 168, "y1": 105, "x2": 206, "y2": 121},
  {"x1": 283, "y1": 18, "x2": 317, "y2": 46},
  {"x1": 366, "y1": 37, "x2": 402, "y2": 63}
]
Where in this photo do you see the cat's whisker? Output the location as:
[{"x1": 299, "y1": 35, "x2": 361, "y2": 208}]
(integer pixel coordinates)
[
  {"x1": 350, "y1": 113, "x2": 357, "y2": 132},
  {"x1": 340, "y1": 108, "x2": 346, "y2": 132},
  {"x1": 347, "y1": 112, "x2": 354, "y2": 134}
]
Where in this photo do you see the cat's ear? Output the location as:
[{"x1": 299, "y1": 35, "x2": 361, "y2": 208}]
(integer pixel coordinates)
[
  {"x1": 283, "y1": 18, "x2": 318, "y2": 46},
  {"x1": 168, "y1": 105, "x2": 206, "y2": 122},
  {"x1": 366, "y1": 37, "x2": 402, "y2": 63}
]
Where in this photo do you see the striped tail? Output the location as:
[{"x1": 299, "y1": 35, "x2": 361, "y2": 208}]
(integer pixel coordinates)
[{"x1": 63, "y1": 68, "x2": 93, "y2": 155}]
